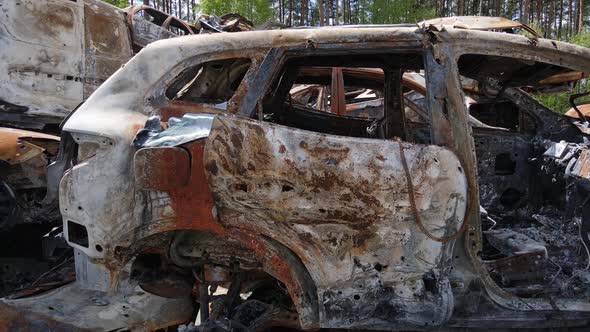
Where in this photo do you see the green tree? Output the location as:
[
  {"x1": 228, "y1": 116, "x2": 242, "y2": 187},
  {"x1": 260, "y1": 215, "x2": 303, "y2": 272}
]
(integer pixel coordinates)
[
  {"x1": 368, "y1": 0, "x2": 435, "y2": 24},
  {"x1": 198, "y1": 0, "x2": 274, "y2": 25},
  {"x1": 535, "y1": 32, "x2": 590, "y2": 113},
  {"x1": 102, "y1": 0, "x2": 129, "y2": 8}
]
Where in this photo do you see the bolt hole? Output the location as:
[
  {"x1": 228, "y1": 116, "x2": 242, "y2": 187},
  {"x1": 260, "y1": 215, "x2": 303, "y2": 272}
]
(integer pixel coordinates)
[
  {"x1": 232, "y1": 183, "x2": 248, "y2": 192},
  {"x1": 281, "y1": 184, "x2": 294, "y2": 192},
  {"x1": 95, "y1": 244, "x2": 103, "y2": 252},
  {"x1": 353, "y1": 294, "x2": 360, "y2": 300}
]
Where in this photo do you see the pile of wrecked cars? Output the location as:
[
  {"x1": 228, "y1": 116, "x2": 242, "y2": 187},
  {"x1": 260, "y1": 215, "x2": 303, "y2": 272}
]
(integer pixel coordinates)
[{"x1": 2, "y1": 12, "x2": 590, "y2": 331}]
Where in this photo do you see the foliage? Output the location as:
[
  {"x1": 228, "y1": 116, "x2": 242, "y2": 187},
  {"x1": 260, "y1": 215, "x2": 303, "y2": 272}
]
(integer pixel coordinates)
[
  {"x1": 102, "y1": 0, "x2": 129, "y2": 8},
  {"x1": 197, "y1": 0, "x2": 274, "y2": 25},
  {"x1": 365, "y1": 0, "x2": 436, "y2": 24},
  {"x1": 534, "y1": 32, "x2": 590, "y2": 114},
  {"x1": 570, "y1": 32, "x2": 590, "y2": 47}
]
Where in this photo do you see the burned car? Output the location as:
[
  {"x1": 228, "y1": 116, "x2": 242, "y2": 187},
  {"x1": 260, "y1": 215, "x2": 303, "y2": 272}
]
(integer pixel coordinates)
[
  {"x1": 0, "y1": 0, "x2": 255, "y2": 297},
  {"x1": 2, "y1": 18, "x2": 590, "y2": 331}
]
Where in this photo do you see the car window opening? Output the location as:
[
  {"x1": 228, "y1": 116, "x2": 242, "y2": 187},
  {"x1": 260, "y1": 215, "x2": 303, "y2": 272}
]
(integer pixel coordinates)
[{"x1": 260, "y1": 53, "x2": 424, "y2": 141}]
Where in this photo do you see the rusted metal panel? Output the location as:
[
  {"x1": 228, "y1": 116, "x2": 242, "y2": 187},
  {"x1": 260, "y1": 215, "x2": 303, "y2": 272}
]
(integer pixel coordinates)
[
  {"x1": 329, "y1": 67, "x2": 345, "y2": 115},
  {"x1": 0, "y1": 302, "x2": 86, "y2": 332},
  {"x1": 203, "y1": 115, "x2": 467, "y2": 328},
  {"x1": 566, "y1": 103, "x2": 590, "y2": 119},
  {"x1": 83, "y1": 0, "x2": 134, "y2": 99},
  {"x1": 421, "y1": 16, "x2": 539, "y2": 37},
  {"x1": 156, "y1": 140, "x2": 222, "y2": 234},
  {"x1": 0, "y1": 282, "x2": 193, "y2": 331},
  {"x1": 134, "y1": 147, "x2": 191, "y2": 190},
  {"x1": 128, "y1": 12, "x2": 180, "y2": 51},
  {"x1": 484, "y1": 229, "x2": 547, "y2": 286},
  {"x1": 0, "y1": 0, "x2": 85, "y2": 128},
  {"x1": 572, "y1": 149, "x2": 590, "y2": 178},
  {"x1": 0, "y1": 128, "x2": 59, "y2": 165},
  {"x1": 383, "y1": 68, "x2": 407, "y2": 139},
  {"x1": 539, "y1": 71, "x2": 585, "y2": 85}
]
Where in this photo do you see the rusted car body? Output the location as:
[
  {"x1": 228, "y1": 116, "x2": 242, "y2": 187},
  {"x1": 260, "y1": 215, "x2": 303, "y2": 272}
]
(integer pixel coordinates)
[{"x1": 2, "y1": 18, "x2": 590, "y2": 331}]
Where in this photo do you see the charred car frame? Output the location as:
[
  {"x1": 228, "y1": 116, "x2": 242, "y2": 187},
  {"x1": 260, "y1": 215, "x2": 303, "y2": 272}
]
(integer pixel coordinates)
[{"x1": 2, "y1": 18, "x2": 590, "y2": 331}]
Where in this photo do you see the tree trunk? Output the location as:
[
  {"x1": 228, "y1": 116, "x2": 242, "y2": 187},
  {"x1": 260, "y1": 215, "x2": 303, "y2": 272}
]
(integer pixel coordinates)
[
  {"x1": 278, "y1": 0, "x2": 282, "y2": 23},
  {"x1": 288, "y1": 0, "x2": 293, "y2": 26},
  {"x1": 547, "y1": 0, "x2": 553, "y2": 37},
  {"x1": 536, "y1": 0, "x2": 541, "y2": 26},
  {"x1": 300, "y1": 0, "x2": 307, "y2": 25},
  {"x1": 348, "y1": 0, "x2": 352, "y2": 23},
  {"x1": 578, "y1": 0, "x2": 584, "y2": 33},
  {"x1": 569, "y1": 0, "x2": 574, "y2": 37},
  {"x1": 559, "y1": 0, "x2": 564, "y2": 38},
  {"x1": 572, "y1": 0, "x2": 580, "y2": 35},
  {"x1": 334, "y1": 0, "x2": 339, "y2": 25},
  {"x1": 318, "y1": 0, "x2": 325, "y2": 25}
]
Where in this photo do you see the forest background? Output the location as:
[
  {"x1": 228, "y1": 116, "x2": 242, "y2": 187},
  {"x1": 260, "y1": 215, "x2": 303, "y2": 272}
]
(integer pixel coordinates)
[{"x1": 104, "y1": 0, "x2": 590, "y2": 112}]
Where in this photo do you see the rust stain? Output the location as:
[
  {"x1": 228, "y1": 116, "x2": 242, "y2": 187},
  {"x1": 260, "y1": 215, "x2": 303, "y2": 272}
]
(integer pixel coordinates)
[
  {"x1": 134, "y1": 147, "x2": 191, "y2": 190},
  {"x1": 155, "y1": 140, "x2": 226, "y2": 235},
  {"x1": 0, "y1": 302, "x2": 86, "y2": 332},
  {"x1": 230, "y1": 229, "x2": 306, "y2": 311},
  {"x1": 33, "y1": 5, "x2": 74, "y2": 32},
  {"x1": 0, "y1": 128, "x2": 59, "y2": 165}
]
